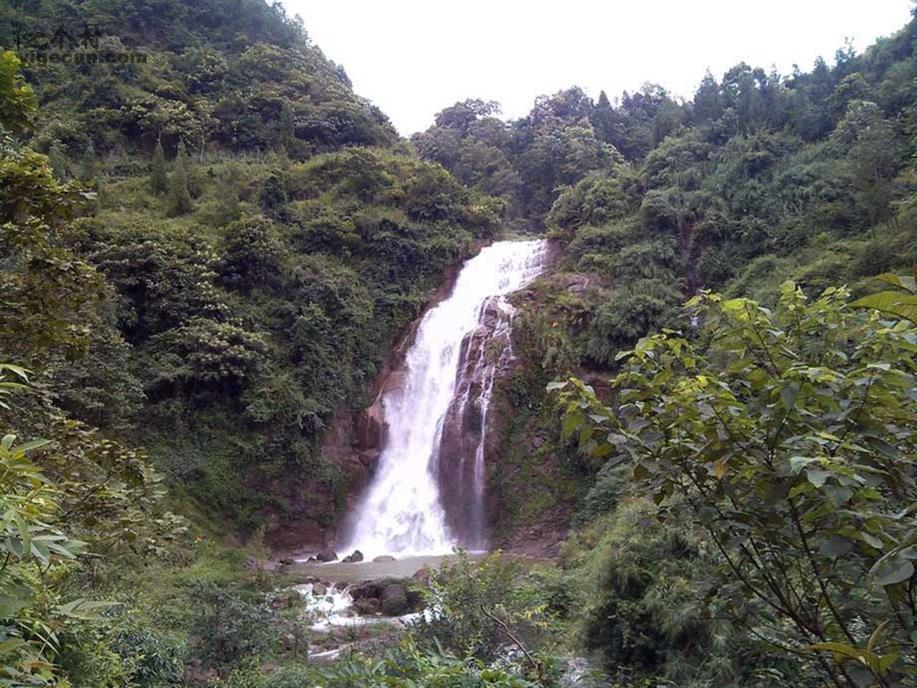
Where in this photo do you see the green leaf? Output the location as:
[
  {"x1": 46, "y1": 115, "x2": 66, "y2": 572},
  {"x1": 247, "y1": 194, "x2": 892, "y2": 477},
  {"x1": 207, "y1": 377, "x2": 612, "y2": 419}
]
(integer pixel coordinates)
[
  {"x1": 0, "y1": 583, "x2": 32, "y2": 618},
  {"x1": 819, "y1": 536, "x2": 853, "y2": 557},
  {"x1": 871, "y1": 557, "x2": 914, "y2": 586},
  {"x1": 874, "y1": 272, "x2": 916, "y2": 293},
  {"x1": 810, "y1": 642, "x2": 864, "y2": 660},
  {"x1": 806, "y1": 468, "x2": 831, "y2": 488},
  {"x1": 780, "y1": 383, "x2": 798, "y2": 411},
  {"x1": 850, "y1": 291, "x2": 917, "y2": 323},
  {"x1": 13, "y1": 439, "x2": 50, "y2": 455},
  {"x1": 789, "y1": 456, "x2": 816, "y2": 473},
  {"x1": 56, "y1": 599, "x2": 119, "y2": 621}
]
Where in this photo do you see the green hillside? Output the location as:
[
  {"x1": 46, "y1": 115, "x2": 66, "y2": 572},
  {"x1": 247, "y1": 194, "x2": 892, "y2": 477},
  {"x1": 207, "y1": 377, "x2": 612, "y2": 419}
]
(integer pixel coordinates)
[{"x1": 0, "y1": 1, "x2": 914, "y2": 686}]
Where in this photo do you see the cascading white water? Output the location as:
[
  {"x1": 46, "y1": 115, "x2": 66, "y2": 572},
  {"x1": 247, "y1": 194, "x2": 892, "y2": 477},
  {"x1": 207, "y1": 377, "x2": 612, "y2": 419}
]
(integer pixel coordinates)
[{"x1": 344, "y1": 240, "x2": 549, "y2": 558}]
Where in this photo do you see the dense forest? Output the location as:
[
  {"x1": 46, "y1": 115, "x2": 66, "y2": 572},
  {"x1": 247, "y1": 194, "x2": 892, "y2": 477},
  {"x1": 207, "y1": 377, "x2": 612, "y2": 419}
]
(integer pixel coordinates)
[{"x1": 0, "y1": 0, "x2": 914, "y2": 686}]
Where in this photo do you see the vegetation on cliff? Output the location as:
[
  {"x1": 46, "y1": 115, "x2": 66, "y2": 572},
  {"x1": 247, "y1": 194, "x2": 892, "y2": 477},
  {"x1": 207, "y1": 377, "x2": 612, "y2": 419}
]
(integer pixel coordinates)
[{"x1": 0, "y1": 0, "x2": 914, "y2": 685}]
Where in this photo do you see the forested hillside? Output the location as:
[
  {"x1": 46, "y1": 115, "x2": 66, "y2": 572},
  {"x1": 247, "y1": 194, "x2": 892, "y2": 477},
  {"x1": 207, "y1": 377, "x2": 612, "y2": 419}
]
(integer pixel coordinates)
[
  {"x1": 0, "y1": 0, "x2": 914, "y2": 686},
  {"x1": 417, "y1": 11, "x2": 917, "y2": 688},
  {"x1": 1, "y1": 0, "x2": 502, "y2": 535},
  {"x1": 419, "y1": 15, "x2": 917, "y2": 556}
]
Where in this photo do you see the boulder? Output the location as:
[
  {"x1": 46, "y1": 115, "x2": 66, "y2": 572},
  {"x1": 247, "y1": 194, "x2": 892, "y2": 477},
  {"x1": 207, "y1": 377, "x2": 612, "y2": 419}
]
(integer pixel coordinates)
[
  {"x1": 353, "y1": 597, "x2": 380, "y2": 615},
  {"x1": 412, "y1": 567, "x2": 432, "y2": 586},
  {"x1": 373, "y1": 555, "x2": 396, "y2": 562},
  {"x1": 315, "y1": 548, "x2": 338, "y2": 562},
  {"x1": 380, "y1": 583, "x2": 409, "y2": 616},
  {"x1": 350, "y1": 580, "x2": 383, "y2": 600},
  {"x1": 312, "y1": 583, "x2": 326, "y2": 596},
  {"x1": 342, "y1": 550, "x2": 364, "y2": 563}
]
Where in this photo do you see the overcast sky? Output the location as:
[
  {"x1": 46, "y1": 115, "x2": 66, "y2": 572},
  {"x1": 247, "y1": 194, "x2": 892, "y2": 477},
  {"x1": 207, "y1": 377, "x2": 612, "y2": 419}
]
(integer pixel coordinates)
[{"x1": 284, "y1": 1, "x2": 914, "y2": 135}]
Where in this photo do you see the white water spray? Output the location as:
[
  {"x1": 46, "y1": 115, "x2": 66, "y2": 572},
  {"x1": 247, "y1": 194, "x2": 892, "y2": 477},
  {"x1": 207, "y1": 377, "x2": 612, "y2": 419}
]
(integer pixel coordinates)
[{"x1": 344, "y1": 240, "x2": 549, "y2": 558}]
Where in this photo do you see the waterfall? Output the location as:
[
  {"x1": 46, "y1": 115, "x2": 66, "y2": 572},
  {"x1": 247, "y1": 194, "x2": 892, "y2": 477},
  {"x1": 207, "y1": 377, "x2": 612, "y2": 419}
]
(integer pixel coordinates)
[{"x1": 344, "y1": 239, "x2": 549, "y2": 558}]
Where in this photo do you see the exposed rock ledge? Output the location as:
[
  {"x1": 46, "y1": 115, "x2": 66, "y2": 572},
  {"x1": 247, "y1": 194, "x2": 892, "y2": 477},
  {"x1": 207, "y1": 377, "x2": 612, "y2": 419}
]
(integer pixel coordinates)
[
  {"x1": 262, "y1": 248, "x2": 478, "y2": 554},
  {"x1": 262, "y1": 239, "x2": 564, "y2": 557}
]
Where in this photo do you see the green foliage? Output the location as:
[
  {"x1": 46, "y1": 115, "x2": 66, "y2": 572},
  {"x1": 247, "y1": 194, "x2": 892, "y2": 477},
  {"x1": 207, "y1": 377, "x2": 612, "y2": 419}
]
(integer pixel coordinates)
[
  {"x1": 584, "y1": 278, "x2": 682, "y2": 366},
  {"x1": 220, "y1": 214, "x2": 288, "y2": 289},
  {"x1": 188, "y1": 584, "x2": 279, "y2": 670},
  {"x1": 268, "y1": 647, "x2": 541, "y2": 688},
  {"x1": 57, "y1": 615, "x2": 184, "y2": 688},
  {"x1": 149, "y1": 140, "x2": 168, "y2": 196},
  {"x1": 0, "y1": 50, "x2": 34, "y2": 134},
  {"x1": 555, "y1": 284, "x2": 917, "y2": 686},
  {"x1": 0, "y1": 430, "x2": 84, "y2": 686},
  {"x1": 167, "y1": 141, "x2": 193, "y2": 216},
  {"x1": 851, "y1": 270, "x2": 917, "y2": 323},
  {"x1": 411, "y1": 552, "x2": 558, "y2": 668},
  {"x1": 564, "y1": 499, "x2": 777, "y2": 687}
]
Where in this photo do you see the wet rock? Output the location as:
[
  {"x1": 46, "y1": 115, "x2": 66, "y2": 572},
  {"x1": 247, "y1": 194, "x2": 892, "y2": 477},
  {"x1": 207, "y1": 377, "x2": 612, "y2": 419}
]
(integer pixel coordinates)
[
  {"x1": 353, "y1": 597, "x2": 380, "y2": 615},
  {"x1": 373, "y1": 554, "x2": 396, "y2": 562},
  {"x1": 350, "y1": 580, "x2": 383, "y2": 600},
  {"x1": 312, "y1": 583, "x2": 326, "y2": 596},
  {"x1": 271, "y1": 591, "x2": 299, "y2": 609},
  {"x1": 356, "y1": 402, "x2": 385, "y2": 450},
  {"x1": 412, "y1": 567, "x2": 432, "y2": 586},
  {"x1": 278, "y1": 557, "x2": 294, "y2": 567},
  {"x1": 381, "y1": 583, "x2": 409, "y2": 616},
  {"x1": 342, "y1": 550, "x2": 364, "y2": 563},
  {"x1": 358, "y1": 450, "x2": 380, "y2": 468},
  {"x1": 315, "y1": 548, "x2": 338, "y2": 562}
]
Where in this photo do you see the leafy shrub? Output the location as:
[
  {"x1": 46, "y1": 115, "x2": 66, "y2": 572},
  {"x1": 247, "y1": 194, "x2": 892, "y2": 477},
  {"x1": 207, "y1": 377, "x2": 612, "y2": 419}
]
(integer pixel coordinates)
[
  {"x1": 584, "y1": 278, "x2": 682, "y2": 366},
  {"x1": 188, "y1": 584, "x2": 279, "y2": 669},
  {"x1": 411, "y1": 553, "x2": 557, "y2": 664},
  {"x1": 557, "y1": 284, "x2": 917, "y2": 686}
]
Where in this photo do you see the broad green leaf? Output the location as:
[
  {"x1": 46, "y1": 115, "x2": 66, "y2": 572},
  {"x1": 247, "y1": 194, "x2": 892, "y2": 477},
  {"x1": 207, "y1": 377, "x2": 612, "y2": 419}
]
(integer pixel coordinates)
[
  {"x1": 871, "y1": 557, "x2": 914, "y2": 586},
  {"x1": 850, "y1": 291, "x2": 917, "y2": 324},
  {"x1": 0, "y1": 583, "x2": 32, "y2": 618},
  {"x1": 780, "y1": 383, "x2": 798, "y2": 411},
  {"x1": 819, "y1": 536, "x2": 853, "y2": 557},
  {"x1": 806, "y1": 468, "x2": 831, "y2": 488},
  {"x1": 874, "y1": 272, "x2": 916, "y2": 293},
  {"x1": 13, "y1": 439, "x2": 50, "y2": 455},
  {"x1": 55, "y1": 599, "x2": 119, "y2": 621}
]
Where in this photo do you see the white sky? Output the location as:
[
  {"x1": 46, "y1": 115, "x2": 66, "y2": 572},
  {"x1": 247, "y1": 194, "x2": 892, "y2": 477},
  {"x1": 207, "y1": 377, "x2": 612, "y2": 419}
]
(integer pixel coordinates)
[{"x1": 284, "y1": 0, "x2": 915, "y2": 135}]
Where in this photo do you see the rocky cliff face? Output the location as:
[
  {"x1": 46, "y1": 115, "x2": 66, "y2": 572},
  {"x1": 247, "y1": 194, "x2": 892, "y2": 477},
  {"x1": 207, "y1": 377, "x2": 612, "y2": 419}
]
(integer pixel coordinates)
[
  {"x1": 263, "y1": 259, "x2": 468, "y2": 553},
  {"x1": 482, "y1": 268, "x2": 605, "y2": 556},
  {"x1": 436, "y1": 297, "x2": 518, "y2": 548},
  {"x1": 261, "y1": 242, "x2": 579, "y2": 557}
]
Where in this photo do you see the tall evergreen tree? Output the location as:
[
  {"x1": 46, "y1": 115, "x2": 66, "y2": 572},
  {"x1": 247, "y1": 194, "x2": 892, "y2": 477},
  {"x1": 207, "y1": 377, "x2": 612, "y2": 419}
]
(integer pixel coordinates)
[
  {"x1": 150, "y1": 138, "x2": 168, "y2": 195},
  {"x1": 167, "y1": 139, "x2": 192, "y2": 216}
]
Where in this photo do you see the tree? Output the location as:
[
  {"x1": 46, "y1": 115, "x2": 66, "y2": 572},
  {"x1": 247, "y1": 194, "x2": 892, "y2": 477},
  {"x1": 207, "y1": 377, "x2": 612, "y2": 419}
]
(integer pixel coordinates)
[
  {"x1": 149, "y1": 138, "x2": 168, "y2": 195},
  {"x1": 692, "y1": 70, "x2": 723, "y2": 124},
  {"x1": 0, "y1": 51, "x2": 35, "y2": 134},
  {"x1": 167, "y1": 140, "x2": 192, "y2": 216},
  {"x1": 554, "y1": 284, "x2": 916, "y2": 687}
]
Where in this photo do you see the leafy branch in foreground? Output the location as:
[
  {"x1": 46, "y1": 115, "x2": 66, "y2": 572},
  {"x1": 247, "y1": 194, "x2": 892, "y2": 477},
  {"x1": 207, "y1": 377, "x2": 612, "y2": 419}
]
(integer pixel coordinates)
[
  {"x1": 851, "y1": 270, "x2": 917, "y2": 324},
  {"x1": 552, "y1": 283, "x2": 916, "y2": 688}
]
